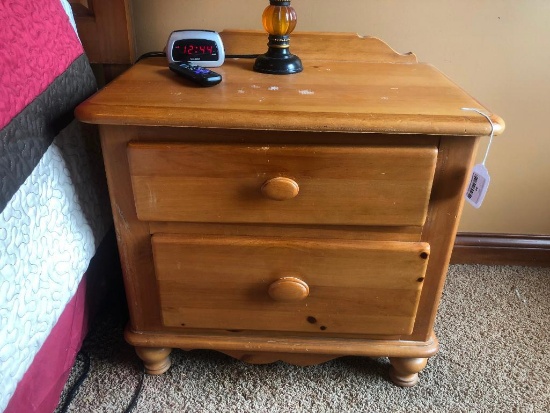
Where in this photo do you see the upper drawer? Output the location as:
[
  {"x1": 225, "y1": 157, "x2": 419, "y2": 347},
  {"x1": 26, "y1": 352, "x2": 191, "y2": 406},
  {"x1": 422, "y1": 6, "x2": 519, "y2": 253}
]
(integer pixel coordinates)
[{"x1": 127, "y1": 143, "x2": 437, "y2": 226}]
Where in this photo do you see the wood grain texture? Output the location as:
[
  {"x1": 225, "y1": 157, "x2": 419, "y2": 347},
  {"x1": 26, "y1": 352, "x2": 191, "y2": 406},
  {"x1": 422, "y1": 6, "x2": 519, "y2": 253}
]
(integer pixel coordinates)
[
  {"x1": 125, "y1": 328, "x2": 440, "y2": 359},
  {"x1": 412, "y1": 136, "x2": 480, "y2": 341},
  {"x1": 148, "y1": 222, "x2": 423, "y2": 243},
  {"x1": 261, "y1": 177, "x2": 300, "y2": 201},
  {"x1": 128, "y1": 125, "x2": 443, "y2": 146},
  {"x1": 76, "y1": 31, "x2": 504, "y2": 385},
  {"x1": 217, "y1": 351, "x2": 338, "y2": 366},
  {"x1": 152, "y1": 235, "x2": 430, "y2": 336},
  {"x1": 268, "y1": 277, "x2": 310, "y2": 302},
  {"x1": 134, "y1": 347, "x2": 172, "y2": 375},
  {"x1": 75, "y1": 31, "x2": 504, "y2": 137},
  {"x1": 389, "y1": 357, "x2": 428, "y2": 387},
  {"x1": 128, "y1": 143, "x2": 437, "y2": 226},
  {"x1": 69, "y1": 0, "x2": 135, "y2": 64},
  {"x1": 220, "y1": 30, "x2": 419, "y2": 64},
  {"x1": 98, "y1": 125, "x2": 162, "y2": 331}
]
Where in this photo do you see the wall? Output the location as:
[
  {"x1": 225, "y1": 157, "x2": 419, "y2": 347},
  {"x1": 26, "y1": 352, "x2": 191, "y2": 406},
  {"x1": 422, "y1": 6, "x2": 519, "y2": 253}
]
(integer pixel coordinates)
[{"x1": 132, "y1": 0, "x2": 550, "y2": 235}]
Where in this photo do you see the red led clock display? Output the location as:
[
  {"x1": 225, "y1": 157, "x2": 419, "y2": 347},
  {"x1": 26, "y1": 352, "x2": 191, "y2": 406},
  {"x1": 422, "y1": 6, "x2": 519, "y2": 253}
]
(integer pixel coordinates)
[{"x1": 172, "y1": 39, "x2": 219, "y2": 62}]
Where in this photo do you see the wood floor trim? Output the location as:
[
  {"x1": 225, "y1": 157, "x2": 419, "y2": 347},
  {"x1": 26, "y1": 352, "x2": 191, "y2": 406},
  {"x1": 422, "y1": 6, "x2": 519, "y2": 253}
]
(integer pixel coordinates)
[{"x1": 451, "y1": 233, "x2": 550, "y2": 267}]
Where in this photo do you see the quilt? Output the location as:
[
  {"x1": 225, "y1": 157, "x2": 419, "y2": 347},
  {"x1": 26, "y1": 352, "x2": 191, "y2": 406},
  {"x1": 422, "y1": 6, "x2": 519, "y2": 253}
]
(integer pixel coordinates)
[{"x1": 0, "y1": 0, "x2": 111, "y2": 410}]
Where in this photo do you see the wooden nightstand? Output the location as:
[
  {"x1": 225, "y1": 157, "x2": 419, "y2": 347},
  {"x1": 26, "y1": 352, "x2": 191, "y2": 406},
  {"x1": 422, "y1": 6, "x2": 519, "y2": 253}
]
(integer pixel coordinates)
[{"x1": 75, "y1": 31, "x2": 504, "y2": 386}]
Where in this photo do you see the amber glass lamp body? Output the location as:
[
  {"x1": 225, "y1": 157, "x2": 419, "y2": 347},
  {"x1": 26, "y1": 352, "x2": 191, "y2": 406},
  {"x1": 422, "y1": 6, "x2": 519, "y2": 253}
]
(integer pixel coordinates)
[{"x1": 254, "y1": 0, "x2": 303, "y2": 75}]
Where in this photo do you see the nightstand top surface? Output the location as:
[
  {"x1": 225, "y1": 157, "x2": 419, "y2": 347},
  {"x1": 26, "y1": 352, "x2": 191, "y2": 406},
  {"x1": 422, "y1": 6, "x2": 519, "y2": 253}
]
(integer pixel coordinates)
[{"x1": 76, "y1": 31, "x2": 503, "y2": 137}]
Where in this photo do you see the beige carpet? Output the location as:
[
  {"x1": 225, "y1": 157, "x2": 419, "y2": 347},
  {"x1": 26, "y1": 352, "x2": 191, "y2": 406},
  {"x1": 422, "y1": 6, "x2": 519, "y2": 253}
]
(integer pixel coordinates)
[{"x1": 56, "y1": 264, "x2": 550, "y2": 412}]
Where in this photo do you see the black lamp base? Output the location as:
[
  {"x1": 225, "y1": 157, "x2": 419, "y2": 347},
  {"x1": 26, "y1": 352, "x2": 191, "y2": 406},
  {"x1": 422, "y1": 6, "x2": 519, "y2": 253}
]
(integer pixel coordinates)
[
  {"x1": 253, "y1": 36, "x2": 303, "y2": 75},
  {"x1": 254, "y1": 53, "x2": 303, "y2": 75}
]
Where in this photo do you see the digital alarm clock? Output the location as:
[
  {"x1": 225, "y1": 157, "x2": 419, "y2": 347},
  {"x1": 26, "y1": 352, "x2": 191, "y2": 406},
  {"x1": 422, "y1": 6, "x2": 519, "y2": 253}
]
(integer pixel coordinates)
[{"x1": 166, "y1": 30, "x2": 225, "y2": 67}]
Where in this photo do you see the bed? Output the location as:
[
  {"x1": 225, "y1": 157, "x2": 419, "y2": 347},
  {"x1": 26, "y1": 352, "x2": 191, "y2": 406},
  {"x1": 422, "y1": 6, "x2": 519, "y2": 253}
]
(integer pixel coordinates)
[{"x1": 0, "y1": 1, "x2": 131, "y2": 411}]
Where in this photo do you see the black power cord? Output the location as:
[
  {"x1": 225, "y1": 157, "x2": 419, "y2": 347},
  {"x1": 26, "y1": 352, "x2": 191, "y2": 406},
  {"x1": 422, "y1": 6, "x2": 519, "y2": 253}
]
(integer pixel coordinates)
[
  {"x1": 59, "y1": 350, "x2": 145, "y2": 413},
  {"x1": 135, "y1": 51, "x2": 259, "y2": 64},
  {"x1": 135, "y1": 51, "x2": 167, "y2": 63},
  {"x1": 59, "y1": 351, "x2": 90, "y2": 413},
  {"x1": 124, "y1": 367, "x2": 145, "y2": 413},
  {"x1": 226, "y1": 54, "x2": 260, "y2": 59}
]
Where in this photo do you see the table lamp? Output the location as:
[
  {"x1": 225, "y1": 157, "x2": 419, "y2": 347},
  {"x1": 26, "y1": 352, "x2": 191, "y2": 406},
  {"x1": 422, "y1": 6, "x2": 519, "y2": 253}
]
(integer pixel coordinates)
[{"x1": 254, "y1": 0, "x2": 303, "y2": 74}]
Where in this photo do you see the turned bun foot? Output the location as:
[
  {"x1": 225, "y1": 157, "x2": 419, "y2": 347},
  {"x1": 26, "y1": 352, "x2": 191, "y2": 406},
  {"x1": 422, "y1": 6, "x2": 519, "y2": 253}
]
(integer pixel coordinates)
[
  {"x1": 135, "y1": 347, "x2": 172, "y2": 375},
  {"x1": 389, "y1": 357, "x2": 428, "y2": 387}
]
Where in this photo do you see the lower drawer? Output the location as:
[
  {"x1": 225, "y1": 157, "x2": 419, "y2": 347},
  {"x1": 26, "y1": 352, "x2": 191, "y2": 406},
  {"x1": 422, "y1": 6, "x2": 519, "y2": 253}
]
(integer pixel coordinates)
[{"x1": 152, "y1": 234, "x2": 430, "y2": 336}]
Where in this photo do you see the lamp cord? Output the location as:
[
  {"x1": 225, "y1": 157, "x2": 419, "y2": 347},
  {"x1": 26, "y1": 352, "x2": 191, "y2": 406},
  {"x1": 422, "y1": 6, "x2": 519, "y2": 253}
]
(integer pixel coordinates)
[
  {"x1": 59, "y1": 350, "x2": 145, "y2": 413},
  {"x1": 59, "y1": 351, "x2": 90, "y2": 413},
  {"x1": 135, "y1": 51, "x2": 167, "y2": 63},
  {"x1": 135, "y1": 51, "x2": 259, "y2": 63}
]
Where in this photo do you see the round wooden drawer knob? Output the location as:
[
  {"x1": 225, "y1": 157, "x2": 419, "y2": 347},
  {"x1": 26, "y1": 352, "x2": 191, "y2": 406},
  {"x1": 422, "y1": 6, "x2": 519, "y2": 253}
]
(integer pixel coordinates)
[
  {"x1": 261, "y1": 177, "x2": 299, "y2": 201},
  {"x1": 268, "y1": 277, "x2": 309, "y2": 302}
]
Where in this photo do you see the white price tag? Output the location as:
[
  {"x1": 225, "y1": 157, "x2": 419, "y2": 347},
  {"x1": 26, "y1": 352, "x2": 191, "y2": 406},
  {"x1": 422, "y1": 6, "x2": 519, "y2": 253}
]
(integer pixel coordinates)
[
  {"x1": 461, "y1": 108, "x2": 496, "y2": 209},
  {"x1": 465, "y1": 163, "x2": 490, "y2": 208}
]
